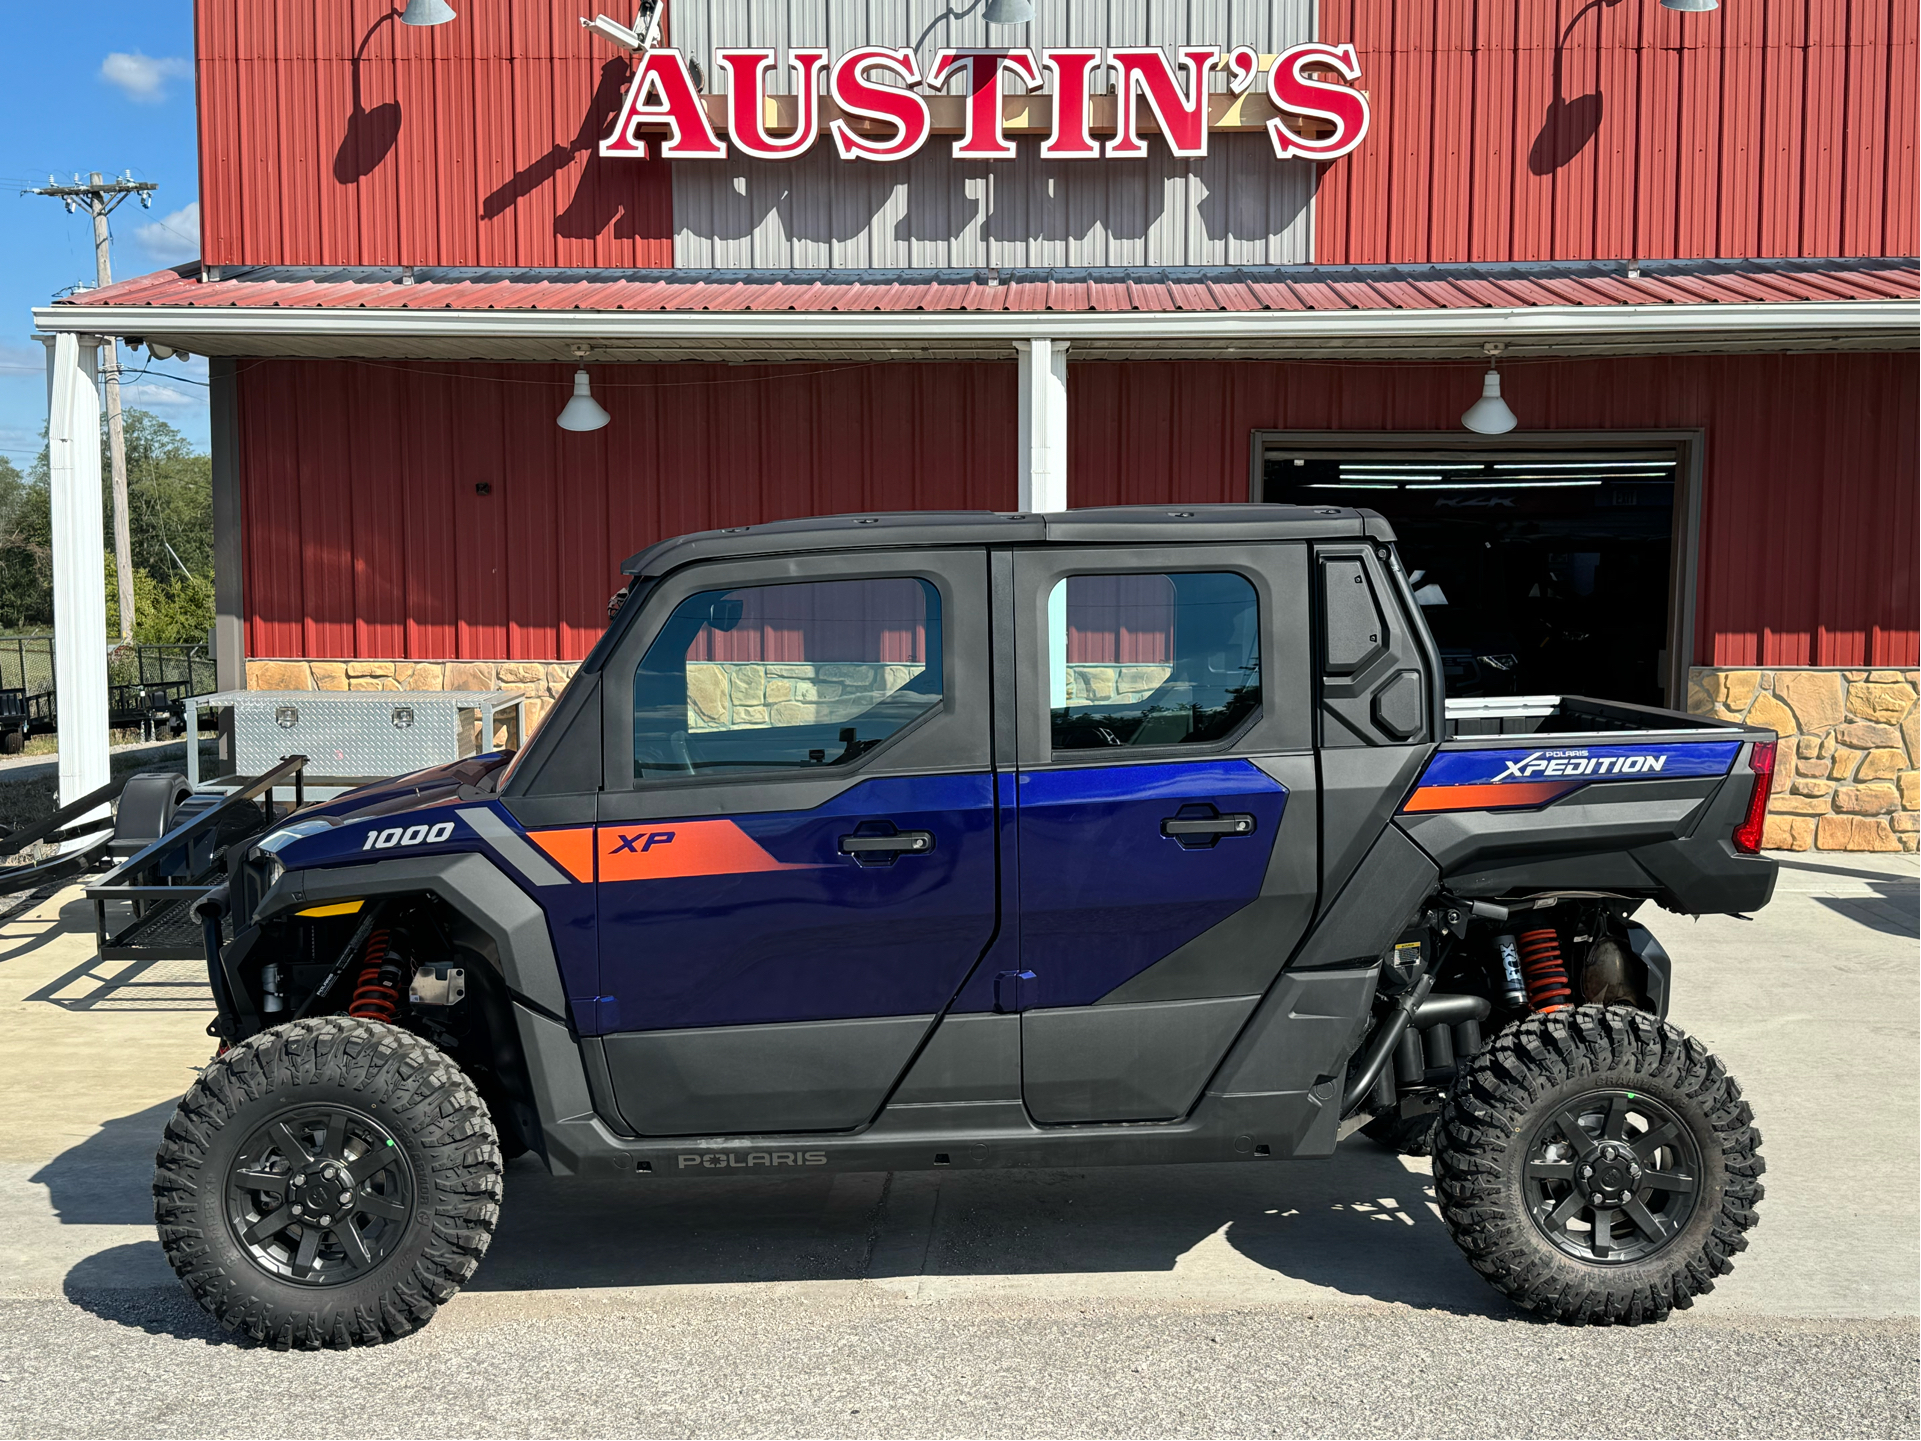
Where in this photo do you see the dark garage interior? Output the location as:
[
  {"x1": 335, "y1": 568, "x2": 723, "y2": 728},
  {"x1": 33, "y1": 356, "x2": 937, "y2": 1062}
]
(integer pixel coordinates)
[{"x1": 1263, "y1": 444, "x2": 1680, "y2": 708}]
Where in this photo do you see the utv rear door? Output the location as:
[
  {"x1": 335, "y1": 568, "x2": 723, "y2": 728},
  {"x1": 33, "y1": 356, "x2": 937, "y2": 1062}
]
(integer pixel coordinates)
[
  {"x1": 589, "y1": 550, "x2": 997, "y2": 1136},
  {"x1": 1006, "y1": 544, "x2": 1320, "y2": 1124}
]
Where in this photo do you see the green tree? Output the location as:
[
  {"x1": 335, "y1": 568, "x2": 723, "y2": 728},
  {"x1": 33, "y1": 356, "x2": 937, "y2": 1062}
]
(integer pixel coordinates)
[
  {"x1": 0, "y1": 454, "x2": 52, "y2": 630},
  {"x1": 105, "y1": 551, "x2": 214, "y2": 644},
  {"x1": 119, "y1": 410, "x2": 213, "y2": 584},
  {"x1": 17, "y1": 408, "x2": 213, "y2": 637}
]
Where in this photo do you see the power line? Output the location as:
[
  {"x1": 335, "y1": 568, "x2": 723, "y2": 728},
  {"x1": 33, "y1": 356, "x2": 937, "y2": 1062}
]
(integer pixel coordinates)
[{"x1": 25, "y1": 170, "x2": 160, "y2": 643}]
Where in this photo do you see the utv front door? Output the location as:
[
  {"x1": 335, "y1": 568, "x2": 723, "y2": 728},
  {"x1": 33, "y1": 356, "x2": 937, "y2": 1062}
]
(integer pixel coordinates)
[
  {"x1": 1008, "y1": 546, "x2": 1320, "y2": 1125},
  {"x1": 592, "y1": 551, "x2": 997, "y2": 1136}
]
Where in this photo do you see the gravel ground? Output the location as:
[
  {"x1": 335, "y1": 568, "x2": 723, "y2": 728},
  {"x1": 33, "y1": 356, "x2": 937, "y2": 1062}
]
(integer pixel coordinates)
[{"x1": 1, "y1": 1290, "x2": 1914, "y2": 1440}]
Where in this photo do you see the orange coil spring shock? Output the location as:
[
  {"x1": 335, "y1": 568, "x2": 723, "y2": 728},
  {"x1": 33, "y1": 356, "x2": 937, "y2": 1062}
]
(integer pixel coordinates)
[
  {"x1": 347, "y1": 928, "x2": 404, "y2": 1023},
  {"x1": 1516, "y1": 927, "x2": 1573, "y2": 1013}
]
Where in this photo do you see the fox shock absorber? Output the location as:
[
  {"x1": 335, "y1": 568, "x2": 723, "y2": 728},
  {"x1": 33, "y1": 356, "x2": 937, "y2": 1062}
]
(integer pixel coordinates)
[
  {"x1": 1516, "y1": 927, "x2": 1574, "y2": 1013},
  {"x1": 1494, "y1": 933, "x2": 1528, "y2": 1009},
  {"x1": 348, "y1": 928, "x2": 406, "y2": 1023}
]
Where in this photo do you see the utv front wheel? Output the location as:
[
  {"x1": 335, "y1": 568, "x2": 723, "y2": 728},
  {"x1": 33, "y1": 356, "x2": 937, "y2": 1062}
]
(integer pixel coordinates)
[
  {"x1": 153, "y1": 1017, "x2": 502, "y2": 1349},
  {"x1": 1432, "y1": 1006, "x2": 1763, "y2": 1325}
]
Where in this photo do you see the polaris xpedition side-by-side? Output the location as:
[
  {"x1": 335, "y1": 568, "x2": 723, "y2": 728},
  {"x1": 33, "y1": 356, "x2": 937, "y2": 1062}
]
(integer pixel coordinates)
[{"x1": 154, "y1": 506, "x2": 1775, "y2": 1349}]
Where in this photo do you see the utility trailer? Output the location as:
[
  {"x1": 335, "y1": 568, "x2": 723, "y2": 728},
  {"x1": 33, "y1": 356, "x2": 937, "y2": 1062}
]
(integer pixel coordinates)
[{"x1": 153, "y1": 505, "x2": 1778, "y2": 1350}]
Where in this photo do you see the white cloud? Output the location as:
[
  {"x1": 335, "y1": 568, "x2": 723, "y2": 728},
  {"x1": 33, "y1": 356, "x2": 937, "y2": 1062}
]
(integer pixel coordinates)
[
  {"x1": 120, "y1": 381, "x2": 201, "y2": 411},
  {"x1": 133, "y1": 202, "x2": 199, "y2": 266},
  {"x1": 100, "y1": 52, "x2": 191, "y2": 104}
]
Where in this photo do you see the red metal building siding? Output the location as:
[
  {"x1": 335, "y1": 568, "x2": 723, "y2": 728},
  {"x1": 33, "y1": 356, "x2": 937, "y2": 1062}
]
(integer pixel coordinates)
[
  {"x1": 236, "y1": 359, "x2": 1017, "y2": 661},
  {"x1": 1067, "y1": 354, "x2": 1919, "y2": 668},
  {"x1": 1314, "y1": 0, "x2": 1918, "y2": 263},
  {"x1": 196, "y1": 1, "x2": 672, "y2": 268}
]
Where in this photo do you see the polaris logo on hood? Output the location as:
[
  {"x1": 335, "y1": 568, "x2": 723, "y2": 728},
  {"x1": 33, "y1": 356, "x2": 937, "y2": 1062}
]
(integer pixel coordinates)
[{"x1": 1495, "y1": 749, "x2": 1669, "y2": 781}]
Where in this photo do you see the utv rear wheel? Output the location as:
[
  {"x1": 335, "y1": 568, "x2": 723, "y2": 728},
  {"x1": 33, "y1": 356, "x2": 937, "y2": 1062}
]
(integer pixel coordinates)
[
  {"x1": 1432, "y1": 1005, "x2": 1763, "y2": 1325},
  {"x1": 153, "y1": 1017, "x2": 502, "y2": 1349}
]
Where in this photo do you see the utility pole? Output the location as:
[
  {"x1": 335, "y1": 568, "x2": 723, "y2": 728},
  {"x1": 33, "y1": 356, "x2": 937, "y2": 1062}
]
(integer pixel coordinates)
[{"x1": 28, "y1": 171, "x2": 157, "y2": 644}]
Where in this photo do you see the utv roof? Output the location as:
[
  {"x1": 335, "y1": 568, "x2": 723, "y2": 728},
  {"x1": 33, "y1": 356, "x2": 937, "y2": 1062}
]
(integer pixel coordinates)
[{"x1": 620, "y1": 504, "x2": 1396, "y2": 579}]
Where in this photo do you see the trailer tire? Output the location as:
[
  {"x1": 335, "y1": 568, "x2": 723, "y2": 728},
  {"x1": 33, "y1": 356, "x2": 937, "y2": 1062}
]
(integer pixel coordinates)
[
  {"x1": 1432, "y1": 1005, "x2": 1763, "y2": 1326},
  {"x1": 153, "y1": 1016, "x2": 501, "y2": 1349},
  {"x1": 1361, "y1": 1109, "x2": 1439, "y2": 1156},
  {"x1": 0, "y1": 729, "x2": 20, "y2": 755}
]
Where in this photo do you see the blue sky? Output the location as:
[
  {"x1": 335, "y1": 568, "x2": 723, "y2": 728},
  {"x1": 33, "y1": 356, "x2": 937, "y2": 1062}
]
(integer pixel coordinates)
[{"x1": 0, "y1": 2, "x2": 207, "y2": 469}]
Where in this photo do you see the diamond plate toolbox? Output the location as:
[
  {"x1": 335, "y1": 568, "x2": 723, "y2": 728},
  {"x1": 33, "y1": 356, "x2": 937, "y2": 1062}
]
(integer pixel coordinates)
[{"x1": 187, "y1": 690, "x2": 526, "y2": 780}]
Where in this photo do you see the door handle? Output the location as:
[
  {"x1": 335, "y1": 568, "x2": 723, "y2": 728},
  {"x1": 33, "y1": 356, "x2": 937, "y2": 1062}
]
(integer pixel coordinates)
[
  {"x1": 1161, "y1": 814, "x2": 1256, "y2": 838},
  {"x1": 838, "y1": 829, "x2": 935, "y2": 862}
]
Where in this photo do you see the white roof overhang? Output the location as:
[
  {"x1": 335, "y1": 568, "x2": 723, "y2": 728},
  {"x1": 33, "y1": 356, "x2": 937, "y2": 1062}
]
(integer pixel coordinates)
[{"x1": 32, "y1": 298, "x2": 1918, "y2": 364}]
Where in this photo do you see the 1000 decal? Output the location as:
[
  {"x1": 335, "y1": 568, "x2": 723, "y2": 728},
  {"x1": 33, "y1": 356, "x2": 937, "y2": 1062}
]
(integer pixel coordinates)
[{"x1": 362, "y1": 821, "x2": 457, "y2": 851}]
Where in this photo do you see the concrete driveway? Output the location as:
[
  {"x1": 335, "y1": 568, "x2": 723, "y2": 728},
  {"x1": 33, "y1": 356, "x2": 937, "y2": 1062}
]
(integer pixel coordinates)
[{"x1": 0, "y1": 854, "x2": 1915, "y2": 1439}]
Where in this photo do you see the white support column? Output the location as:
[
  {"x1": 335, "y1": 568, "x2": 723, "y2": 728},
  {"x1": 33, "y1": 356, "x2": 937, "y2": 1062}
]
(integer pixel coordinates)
[
  {"x1": 45, "y1": 331, "x2": 110, "y2": 808},
  {"x1": 1014, "y1": 338, "x2": 1069, "y2": 513}
]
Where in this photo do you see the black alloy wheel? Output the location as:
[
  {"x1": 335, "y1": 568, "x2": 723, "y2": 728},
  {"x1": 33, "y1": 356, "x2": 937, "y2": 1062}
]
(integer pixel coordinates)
[
  {"x1": 155, "y1": 1016, "x2": 502, "y2": 1349},
  {"x1": 1522, "y1": 1087, "x2": 1700, "y2": 1265},
  {"x1": 226, "y1": 1104, "x2": 416, "y2": 1285},
  {"x1": 1432, "y1": 1005, "x2": 1763, "y2": 1326}
]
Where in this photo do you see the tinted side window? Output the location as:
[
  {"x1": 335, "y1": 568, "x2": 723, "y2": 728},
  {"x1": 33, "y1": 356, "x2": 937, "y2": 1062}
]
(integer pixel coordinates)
[
  {"x1": 633, "y1": 577, "x2": 942, "y2": 780},
  {"x1": 1047, "y1": 571, "x2": 1260, "y2": 751}
]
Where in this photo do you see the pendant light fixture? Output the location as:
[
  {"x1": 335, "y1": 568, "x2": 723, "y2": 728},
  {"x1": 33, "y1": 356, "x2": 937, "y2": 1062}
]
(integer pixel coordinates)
[
  {"x1": 983, "y1": 0, "x2": 1036, "y2": 25},
  {"x1": 557, "y1": 347, "x2": 611, "y2": 432},
  {"x1": 1659, "y1": 0, "x2": 1719, "y2": 11},
  {"x1": 1461, "y1": 341, "x2": 1519, "y2": 435},
  {"x1": 399, "y1": 0, "x2": 457, "y2": 25}
]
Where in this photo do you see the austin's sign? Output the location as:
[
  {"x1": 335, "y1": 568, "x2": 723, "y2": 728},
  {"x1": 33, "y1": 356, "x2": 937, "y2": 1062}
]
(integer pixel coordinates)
[{"x1": 599, "y1": 45, "x2": 1370, "y2": 164}]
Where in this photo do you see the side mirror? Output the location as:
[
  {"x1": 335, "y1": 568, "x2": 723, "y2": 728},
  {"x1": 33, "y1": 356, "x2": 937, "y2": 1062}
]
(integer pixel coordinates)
[{"x1": 706, "y1": 596, "x2": 745, "y2": 633}]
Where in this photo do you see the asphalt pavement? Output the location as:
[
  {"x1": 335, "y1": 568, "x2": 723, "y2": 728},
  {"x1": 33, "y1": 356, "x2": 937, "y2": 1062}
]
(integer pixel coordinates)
[{"x1": 0, "y1": 851, "x2": 1914, "y2": 1439}]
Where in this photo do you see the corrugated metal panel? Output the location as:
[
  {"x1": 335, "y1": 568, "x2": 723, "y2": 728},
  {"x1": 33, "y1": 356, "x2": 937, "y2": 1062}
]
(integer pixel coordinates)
[
  {"x1": 669, "y1": 0, "x2": 1316, "y2": 88},
  {"x1": 80, "y1": 257, "x2": 1920, "y2": 312},
  {"x1": 1068, "y1": 353, "x2": 1919, "y2": 667},
  {"x1": 667, "y1": 1, "x2": 1317, "y2": 268},
  {"x1": 239, "y1": 352, "x2": 1915, "y2": 669},
  {"x1": 236, "y1": 358, "x2": 1017, "y2": 660},
  {"x1": 671, "y1": 138, "x2": 1315, "y2": 268},
  {"x1": 197, "y1": 0, "x2": 673, "y2": 268},
  {"x1": 1313, "y1": 0, "x2": 1919, "y2": 263}
]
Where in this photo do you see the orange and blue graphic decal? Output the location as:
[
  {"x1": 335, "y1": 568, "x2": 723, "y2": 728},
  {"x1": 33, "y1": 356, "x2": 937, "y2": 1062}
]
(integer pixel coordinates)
[
  {"x1": 527, "y1": 826, "x2": 596, "y2": 882},
  {"x1": 1402, "y1": 741, "x2": 1741, "y2": 814},
  {"x1": 596, "y1": 820, "x2": 817, "y2": 882}
]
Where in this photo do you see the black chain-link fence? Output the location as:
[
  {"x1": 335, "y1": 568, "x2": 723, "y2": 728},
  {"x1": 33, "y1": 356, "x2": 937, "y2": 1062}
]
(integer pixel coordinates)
[
  {"x1": 0, "y1": 639, "x2": 217, "y2": 743},
  {"x1": 0, "y1": 637, "x2": 54, "y2": 697}
]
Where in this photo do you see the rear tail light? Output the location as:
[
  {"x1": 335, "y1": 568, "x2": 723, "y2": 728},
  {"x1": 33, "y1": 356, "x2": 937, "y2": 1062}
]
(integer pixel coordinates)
[{"x1": 1732, "y1": 739, "x2": 1777, "y2": 854}]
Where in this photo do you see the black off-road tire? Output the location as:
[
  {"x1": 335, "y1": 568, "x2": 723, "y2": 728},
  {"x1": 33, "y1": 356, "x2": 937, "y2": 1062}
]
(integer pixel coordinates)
[
  {"x1": 1433, "y1": 1005, "x2": 1763, "y2": 1325},
  {"x1": 1361, "y1": 1109, "x2": 1440, "y2": 1156},
  {"x1": 153, "y1": 1017, "x2": 502, "y2": 1349}
]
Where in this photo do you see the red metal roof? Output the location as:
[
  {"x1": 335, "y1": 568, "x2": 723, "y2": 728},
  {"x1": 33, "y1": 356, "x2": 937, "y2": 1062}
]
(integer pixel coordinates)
[{"x1": 69, "y1": 257, "x2": 1918, "y2": 317}]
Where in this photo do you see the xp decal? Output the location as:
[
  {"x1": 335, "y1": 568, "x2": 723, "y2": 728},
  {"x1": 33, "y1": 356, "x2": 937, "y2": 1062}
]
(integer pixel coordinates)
[
  {"x1": 597, "y1": 819, "x2": 816, "y2": 882},
  {"x1": 1401, "y1": 742, "x2": 1741, "y2": 814}
]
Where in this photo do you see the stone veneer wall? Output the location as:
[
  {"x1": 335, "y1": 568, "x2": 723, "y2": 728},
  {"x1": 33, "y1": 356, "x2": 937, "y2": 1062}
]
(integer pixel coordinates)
[
  {"x1": 1687, "y1": 666, "x2": 1919, "y2": 852},
  {"x1": 252, "y1": 659, "x2": 1915, "y2": 853},
  {"x1": 246, "y1": 659, "x2": 581, "y2": 735},
  {"x1": 246, "y1": 659, "x2": 1178, "y2": 735},
  {"x1": 1064, "y1": 664, "x2": 1174, "y2": 706},
  {"x1": 683, "y1": 662, "x2": 926, "y2": 731}
]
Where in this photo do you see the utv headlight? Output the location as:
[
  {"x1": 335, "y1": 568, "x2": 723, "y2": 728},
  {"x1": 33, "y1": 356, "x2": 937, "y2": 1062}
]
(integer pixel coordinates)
[{"x1": 251, "y1": 817, "x2": 335, "y2": 886}]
